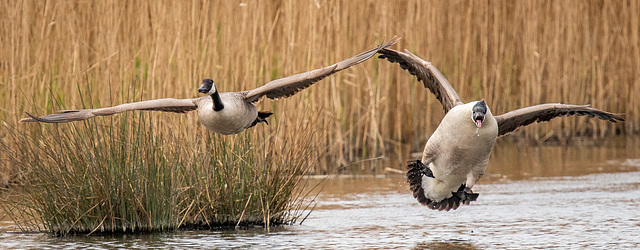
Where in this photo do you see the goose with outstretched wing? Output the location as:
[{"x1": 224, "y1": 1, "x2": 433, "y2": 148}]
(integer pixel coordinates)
[
  {"x1": 21, "y1": 38, "x2": 399, "y2": 135},
  {"x1": 378, "y1": 48, "x2": 623, "y2": 211}
]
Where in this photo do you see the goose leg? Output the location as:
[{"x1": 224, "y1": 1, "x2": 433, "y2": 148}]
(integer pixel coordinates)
[
  {"x1": 452, "y1": 184, "x2": 479, "y2": 204},
  {"x1": 248, "y1": 111, "x2": 273, "y2": 128}
]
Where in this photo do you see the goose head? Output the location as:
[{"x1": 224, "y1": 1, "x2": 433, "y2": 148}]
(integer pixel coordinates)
[
  {"x1": 198, "y1": 79, "x2": 217, "y2": 95},
  {"x1": 199, "y1": 78, "x2": 224, "y2": 111},
  {"x1": 471, "y1": 100, "x2": 488, "y2": 128}
]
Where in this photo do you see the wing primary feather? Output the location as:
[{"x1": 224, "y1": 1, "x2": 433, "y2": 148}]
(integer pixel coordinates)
[
  {"x1": 495, "y1": 104, "x2": 624, "y2": 137},
  {"x1": 244, "y1": 37, "x2": 400, "y2": 103},
  {"x1": 377, "y1": 48, "x2": 463, "y2": 113},
  {"x1": 20, "y1": 98, "x2": 198, "y2": 123}
]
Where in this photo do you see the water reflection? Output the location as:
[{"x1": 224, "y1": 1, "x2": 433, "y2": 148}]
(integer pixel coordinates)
[
  {"x1": 414, "y1": 240, "x2": 477, "y2": 250},
  {"x1": 1, "y1": 136, "x2": 640, "y2": 248},
  {"x1": 487, "y1": 136, "x2": 640, "y2": 180}
]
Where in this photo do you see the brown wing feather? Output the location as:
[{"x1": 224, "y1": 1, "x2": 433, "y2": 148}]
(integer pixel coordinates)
[
  {"x1": 244, "y1": 37, "x2": 400, "y2": 103},
  {"x1": 20, "y1": 98, "x2": 199, "y2": 123},
  {"x1": 494, "y1": 103, "x2": 624, "y2": 137},
  {"x1": 377, "y1": 48, "x2": 463, "y2": 114}
]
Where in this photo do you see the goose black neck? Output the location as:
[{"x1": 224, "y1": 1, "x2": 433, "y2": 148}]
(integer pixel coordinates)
[{"x1": 211, "y1": 91, "x2": 224, "y2": 111}]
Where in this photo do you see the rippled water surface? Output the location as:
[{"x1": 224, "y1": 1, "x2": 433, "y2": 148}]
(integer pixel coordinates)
[{"x1": 2, "y1": 137, "x2": 640, "y2": 249}]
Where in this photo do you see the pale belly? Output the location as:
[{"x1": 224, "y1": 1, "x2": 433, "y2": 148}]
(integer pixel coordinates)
[
  {"x1": 422, "y1": 141, "x2": 494, "y2": 202},
  {"x1": 420, "y1": 106, "x2": 498, "y2": 201},
  {"x1": 197, "y1": 101, "x2": 258, "y2": 135}
]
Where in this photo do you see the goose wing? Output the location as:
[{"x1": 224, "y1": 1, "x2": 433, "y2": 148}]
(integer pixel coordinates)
[
  {"x1": 20, "y1": 98, "x2": 199, "y2": 123},
  {"x1": 244, "y1": 37, "x2": 400, "y2": 103},
  {"x1": 377, "y1": 49, "x2": 463, "y2": 114},
  {"x1": 494, "y1": 103, "x2": 624, "y2": 137}
]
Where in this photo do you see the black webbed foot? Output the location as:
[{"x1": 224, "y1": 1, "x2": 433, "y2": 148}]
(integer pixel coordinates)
[
  {"x1": 248, "y1": 112, "x2": 273, "y2": 128},
  {"x1": 452, "y1": 184, "x2": 479, "y2": 202}
]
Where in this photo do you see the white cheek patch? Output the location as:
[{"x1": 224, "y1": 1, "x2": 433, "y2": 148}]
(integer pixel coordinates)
[{"x1": 206, "y1": 86, "x2": 217, "y2": 95}]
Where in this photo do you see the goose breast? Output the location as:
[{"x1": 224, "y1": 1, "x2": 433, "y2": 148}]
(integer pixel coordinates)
[{"x1": 197, "y1": 93, "x2": 258, "y2": 135}]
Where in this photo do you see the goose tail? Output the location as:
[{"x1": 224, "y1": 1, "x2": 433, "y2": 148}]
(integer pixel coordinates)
[{"x1": 406, "y1": 160, "x2": 479, "y2": 211}]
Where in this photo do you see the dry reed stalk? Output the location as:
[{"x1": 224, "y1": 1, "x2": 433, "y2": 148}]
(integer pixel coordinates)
[
  {"x1": 1, "y1": 102, "x2": 324, "y2": 234},
  {"x1": 1, "y1": 1, "x2": 637, "y2": 176}
]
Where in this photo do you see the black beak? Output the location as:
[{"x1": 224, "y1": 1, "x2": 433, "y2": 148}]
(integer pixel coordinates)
[
  {"x1": 198, "y1": 86, "x2": 208, "y2": 93},
  {"x1": 473, "y1": 113, "x2": 485, "y2": 128}
]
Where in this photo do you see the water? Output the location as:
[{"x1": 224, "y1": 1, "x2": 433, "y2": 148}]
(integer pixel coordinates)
[{"x1": 2, "y1": 137, "x2": 640, "y2": 249}]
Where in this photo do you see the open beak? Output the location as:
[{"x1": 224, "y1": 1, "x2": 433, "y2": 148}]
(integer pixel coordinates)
[
  {"x1": 473, "y1": 113, "x2": 485, "y2": 128},
  {"x1": 472, "y1": 100, "x2": 487, "y2": 128}
]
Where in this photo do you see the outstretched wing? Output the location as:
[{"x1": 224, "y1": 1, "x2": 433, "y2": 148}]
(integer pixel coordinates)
[
  {"x1": 377, "y1": 48, "x2": 463, "y2": 114},
  {"x1": 244, "y1": 37, "x2": 400, "y2": 103},
  {"x1": 20, "y1": 98, "x2": 199, "y2": 123},
  {"x1": 494, "y1": 103, "x2": 624, "y2": 137}
]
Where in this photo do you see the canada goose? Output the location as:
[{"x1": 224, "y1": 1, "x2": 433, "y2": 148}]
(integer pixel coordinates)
[
  {"x1": 378, "y1": 48, "x2": 624, "y2": 211},
  {"x1": 20, "y1": 38, "x2": 399, "y2": 135}
]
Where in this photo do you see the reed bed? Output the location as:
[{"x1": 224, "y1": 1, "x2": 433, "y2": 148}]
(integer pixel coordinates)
[
  {"x1": 1, "y1": 0, "x2": 638, "y2": 179},
  {"x1": 0, "y1": 88, "x2": 323, "y2": 234}
]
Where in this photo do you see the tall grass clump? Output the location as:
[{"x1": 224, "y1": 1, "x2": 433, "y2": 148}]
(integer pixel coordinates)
[
  {"x1": 177, "y1": 122, "x2": 322, "y2": 229},
  {"x1": 1, "y1": 113, "x2": 178, "y2": 235},
  {"x1": 1, "y1": 95, "x2": 322, "y2": 235}
]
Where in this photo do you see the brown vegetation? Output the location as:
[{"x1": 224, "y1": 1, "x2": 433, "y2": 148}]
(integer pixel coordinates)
[
  {"x1": 1, "y1": 1, "x2": 637, "y2": 176},
  {"x1": 1, "y1": 109, "x2": 323, "y2": 234}
]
